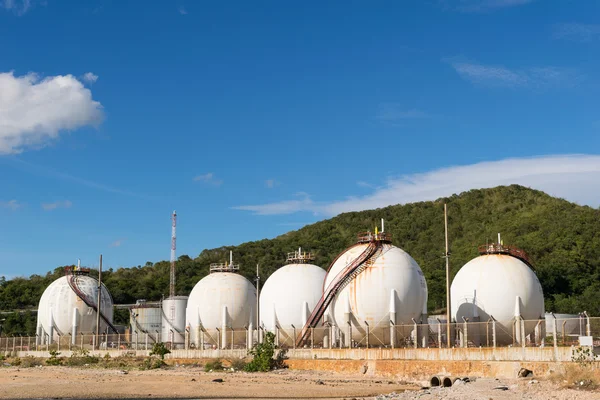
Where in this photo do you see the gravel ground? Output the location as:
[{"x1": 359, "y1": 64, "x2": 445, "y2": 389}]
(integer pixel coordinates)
[{"x1": 375, "y1": 377, "x2": 599, "y2": 400}]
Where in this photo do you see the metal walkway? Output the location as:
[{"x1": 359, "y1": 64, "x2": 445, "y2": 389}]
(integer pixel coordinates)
[
  {"x1": 67, "y1": 273, "x2": 119, "y2": 334},
  {"x1": 295, "y1": 235, "x2": 387, "y2": 347}
]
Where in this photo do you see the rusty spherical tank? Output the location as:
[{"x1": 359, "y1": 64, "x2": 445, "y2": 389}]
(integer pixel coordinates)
[
  {"x1": 37, "y1": 275, "x2": 113, "y2": 343},
  {"x1": 325, "y1": 243, "x2": 427, "y2": 344}
]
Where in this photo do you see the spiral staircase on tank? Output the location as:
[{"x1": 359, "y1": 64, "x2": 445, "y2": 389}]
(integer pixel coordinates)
[
  {"x1": 65, "y1": 267, "x2": 119, "y2": 334},
  {"x1": 295, "y1": 231, "x2": 391, "y2": 347}
]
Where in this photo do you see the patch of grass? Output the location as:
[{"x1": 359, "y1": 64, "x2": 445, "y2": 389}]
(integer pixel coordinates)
[
  {"x1": 65, "y1": 348, "x2": 100, "y2": 366},
  {"x1": 549, "y1": 364, "x2": 600, "y2": 391},
  {"x1": 204, "y1": 359, "x2": 224, "y2": 372},
  {"x1": 20, "y1": 356, "x2": 43, "y2": 368},
  {"x1": 228, "y1": 358, "x2": 248, "y2": 371}
]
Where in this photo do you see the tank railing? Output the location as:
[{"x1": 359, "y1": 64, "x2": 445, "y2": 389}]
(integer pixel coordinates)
[
  {"x1": 477, "y1": 243, "x2": 534, "y2": 268},
  {"x1": 209, "y1": 263, "x2": 240, "y2": 273},
  {"x1": 356, "y1": 231, "x2": 392, "y2": 244},
  {"x1": 64, "y1": 266, "x2": 91, "y2": 275},
  {"x1": 286, "y1": 251, "x2": 315, "y2": 263}
]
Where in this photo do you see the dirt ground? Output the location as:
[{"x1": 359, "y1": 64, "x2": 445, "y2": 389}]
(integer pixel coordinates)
[
  {"x1": 0, "y1": 365, "x2": 413, "y2": 399},
  {"x1": 0, "y1": 365, "x2": 598, "y2": 399}
]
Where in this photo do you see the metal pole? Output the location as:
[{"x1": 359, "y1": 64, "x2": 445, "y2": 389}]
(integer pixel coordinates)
[
  {"x1": 255, "y1": 264, "x2": 260, "y2": 330},
  {"x1": 95, "y1": 254, "x2": 103, "y2": 350},
  {"x1": 444, "y1": 203, "x2": 451, "y2": 348}
]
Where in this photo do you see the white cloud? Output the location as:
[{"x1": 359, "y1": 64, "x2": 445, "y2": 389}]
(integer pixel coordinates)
[
  {"x1": 554, "y1": 23, "x2": 600, "y2": 42},
  {"x1": 0, "y1": 199, "x2": 21, "y2": 211},
  {"x1": 110, "y1": 239, "x2": 125, "y2": 247},
  {"x1": 453, "y1": 0, "x2": 533, "y2": 12},
  {"x1": 41, "y1": 200, "x2": 72, "y2": 211},
  {"x1": 1, "y1": 0, "x2": 32, "y2": 15},
  {"x1": 193, "y1": 172, "x2": 223, "y2": 186},
  {"x1": 0, "y1": 71, "x2": 104, "y2": 154},
  {"x1": 449, "y1": 61, "x2": 579, "y2": 88},
  {"x1": 82, "y1": 72, "x2": 98, "y2": 84},
  {"x1": 178, "y1": 6, "x2": 187, "y2": 15},
  {"x1": 376, "y1": 104, "x2": 429, "y2": 121},
  {"x1": 234, "y1": 154, "x2": 600, "y2": 216}
]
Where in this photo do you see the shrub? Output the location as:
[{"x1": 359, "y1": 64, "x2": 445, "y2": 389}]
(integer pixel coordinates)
[
  {"x1": 204, "y1": 359, "x2": 224, "y2": 372},
  {"x1": 140, "y1": 357, "x2": 166, "y2": 370},
  {"x1": 10, "y1": 357, "x2": 21, "y2": 366},
  {"x1": 149, "y1": 342, "x2": 171, "y2": 360},
  {"x1": 244, "y1": 332, "x2": 287, "y2": 372},
  {"x1": 46, "y1": 350, "x2": 62, "y2": 366},
  {"x1": 549, "y1": 364, "x2": 599, "y2": 391}
]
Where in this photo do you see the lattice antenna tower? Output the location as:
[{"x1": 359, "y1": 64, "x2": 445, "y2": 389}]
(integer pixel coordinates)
[{"x1": 170, "y1": 210, "x2": 177, "y2": 298}]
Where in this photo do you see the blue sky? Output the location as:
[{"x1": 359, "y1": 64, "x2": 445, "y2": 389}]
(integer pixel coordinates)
[{"x1": 1, "y1": 0, "x2": 600, "y2": 278}]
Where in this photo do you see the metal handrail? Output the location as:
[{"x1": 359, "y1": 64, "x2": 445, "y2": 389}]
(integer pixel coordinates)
[
  {"x1": 66, "y1": 273, "x2": 119, "y2": 334},
  {"x1": 210, "y1": 263, "x2": 240, "y2": 273},
  {"x1": 296, "y1": 241, "x2": 381, "y2": 347},
  {"x1": 357, "y1": 231, "x2": 392, "y2": 243},
  {"x1": 478, "y1": 244, "x2": 534, "y2": 269}
]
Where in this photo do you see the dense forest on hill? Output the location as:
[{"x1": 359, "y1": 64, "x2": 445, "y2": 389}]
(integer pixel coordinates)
[{"x1": 1, "y1": 185, "x2": 599, "y2": 335}]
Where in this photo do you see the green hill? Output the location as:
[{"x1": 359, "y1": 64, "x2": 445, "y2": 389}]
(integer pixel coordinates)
[{"x1": 1, "y1": 185, "x2": 599, "y2": 335}]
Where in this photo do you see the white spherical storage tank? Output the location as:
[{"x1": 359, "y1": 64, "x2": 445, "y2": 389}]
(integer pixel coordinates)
[
  {"x1": 260, "y1": 249, "x2": 326, "y2": 346},
  {"x1": 324, "y1": 231, "x2": 428, "y2": 347},
  {"x1": 37, "y1": 268, "x2": 114, "y2": 345},
  {"x1": 186, "y1": 253, "x2": 256, "y2": 349},
  {"x1": 451, "y1": 243, "x2": 545, "y2": 346}
]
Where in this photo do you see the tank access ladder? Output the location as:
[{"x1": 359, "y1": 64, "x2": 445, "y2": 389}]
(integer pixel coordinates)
[
  {"x1": 67, "y1": 274, "x2": 119, "y2": 334},
  {"x1": 295, "y1": 240, "x2": 381, "y2": 347},
  {"x1": 131, "y1": 311, "x2": 158, "y2": 343}
]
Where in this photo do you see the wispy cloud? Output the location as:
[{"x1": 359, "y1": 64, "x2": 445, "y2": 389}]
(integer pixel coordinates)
[
  {"x1": 82, "y1": 72, "x2": 98, "y2": 84},
  {"x1": 0, "y1": 199, "x2": 21, "y2": 211},
  {"x1": 449, "y1": 60, "x2": 580, "y2": 88},
  {"x1": 178, "y1": 6, "x2": 187, "y2": 15},
  {"x1": 357, "y1": 181, "x2": 377, "y2": 189},
  {"x1": 234, "y1": 155, "x2": 600, "y2": 216},
  {"x1": 193, "y1": 172, "x2": 223, "y2": 186},
  {"x1": 448, "y1": 0, "x2": 533, "y2": 13},
  {"x1": 376, "y1": 104, "x2": 429, "y2": 122},
  {"x1": 234, "y1": 192, "x2": 314, "y2": 216},
  {"x1": 265, "y1": 179, "x2": 279, "y2": 189},
  {"x1": 554, "y1": 23, "x2": 600, "y2": 42},
  {"x1": 0, "y1": 71, "x2": 103, "y2": 154},
  {"x1": 110, "y1": 239, "x2": 125, "y2": 248},
  {"x1": 1, "y1": 0, "x2": 32, "y2": 15},
  {"x1": 41, "y1": 200, "x2": 72, "y2": 211},
  {"x1": 2, "y1": 157, "x2": 153, "y2": 199}
]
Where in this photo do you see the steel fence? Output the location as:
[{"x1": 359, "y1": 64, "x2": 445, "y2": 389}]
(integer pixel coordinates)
[{"x1": 1, "y1": 317, "x2": 598, "y2": 353}]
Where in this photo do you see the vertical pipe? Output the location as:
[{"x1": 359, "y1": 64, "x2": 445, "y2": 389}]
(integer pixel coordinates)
[
  {"x1": 95, "y1": 254, "x2": 102, "y2": 350},
  {"x1": 389, "y1": 289, "x2": 397, "y2": 348},
  {"x1": 255, "y1": 264, "x2": 260, "y2": 334},
  {"x1": 195, "y1": 309, "x2": 201, "y2": 347},
  {"x1": 71, "y1": 308, "x2": 78, "y2": 345},
  {"x1": 437, "y1": 319, "x2": 442, "y2": 349},
  {"x1": 444, "y1": 203, "x2": 451, "y2": 348},
  {"x1": 492, "y1": 319, "x2": 497, "y2": 348}
]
